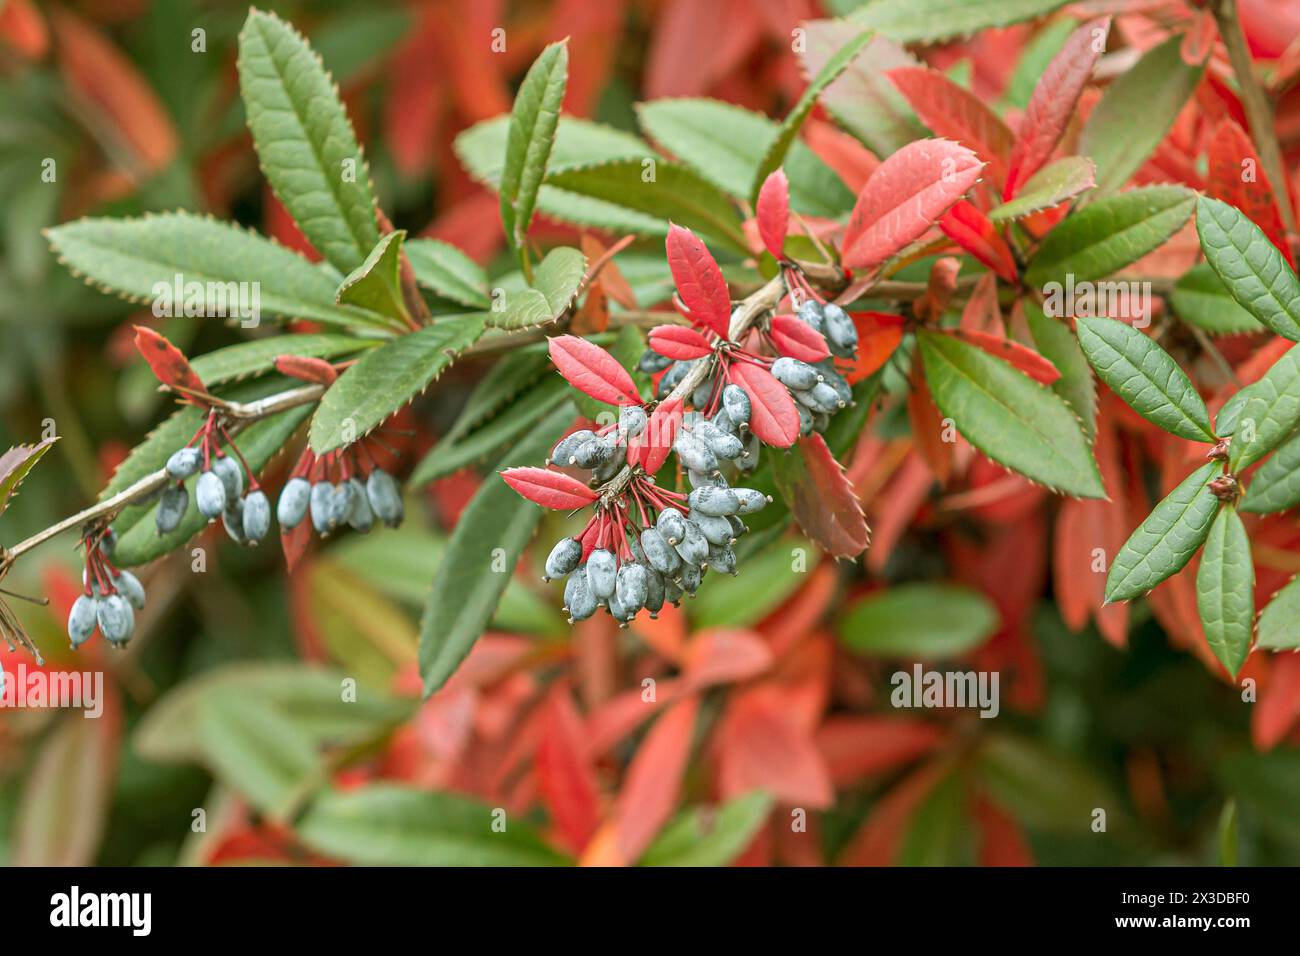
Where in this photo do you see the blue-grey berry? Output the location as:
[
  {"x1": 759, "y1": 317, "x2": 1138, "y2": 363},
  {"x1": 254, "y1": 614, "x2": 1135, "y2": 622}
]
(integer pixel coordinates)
[
  {"x1": 712, "y1": 408, "x2": 736, "y2": 435},
  {"x1": 823, "y1": 303, "x2": 858, "y2": 354},
  {"x1": 798, "y1": 299, "x2": 827, "y2": 335},
  {"x1": 808, "y1": 382, "x2": 843, "y2": 414},
  {"x1": 366, "y1": 470, "x2": 404, "y2": 527},
  {"x1": 678, "y1": 560, "x2": 703, "y2": 593},
  {"x1": 310, "y1": 481, "x2": 334, "y2": 534},
  {"x1": 696, "y1": 421, "x2": 743, "y2": 460},
  {"x1": 708, "y1": 544, "x2": 737, "y2": 575},
  {"x1": 572, "y1": 437, "x2": 615, "y2": 469},
  {"x1": 688, "y1": 468, "x2": 727, "y2": 489},
  {"x1": 737, "y1": 432, "x2": 760, "y2": 472},
  {"x1": 688, "y1": 486, "x2": 739, "y2": 516},
  {"x1": 277, "y1": 477, "x2": 311, "y2": 529},
  {"x1": 166, "y1": 447, "x2": 201, "y2": 480},
  {"x1": 727, "y1": 515, "x2": 747, "y2": 539},
  {"x1": 619, "y1": 405, "x2": 648, "y2": 441},
  {"x1": 222, "y1": 501, "x2": 247, "y2": 545},
  {"x1": 328, "y1": 482, "x2": 354, "y2": 529},
  {"x1": 564, "y1": 567, "x2": 598, "y2": 622},
  {"x1": 243, "y1": 490, "x2": 272, "y2": 543},
  {"x1": 639, "y1": 349, "x2": 673, "y2": 373},
  {"x1": 213, "y1": 455, "x2": 244, "y2": 500},
  {"x1": 551, "y1": 429, "x2": 595, "y2": 466},
  {"x1": 723, "y1": 385, "x2": 751, "y2": 428},
  {"x1": 656, "y1": 508, "x2": 687, "y2": 545},
  {"x1": 644, "y1": 567, "x2": 666, "y2": 617},
  {"x1": 345, "y1": 479, "x2": 373, "y2": 533},
  {"x1": 674, "y1": 430, "x2": 717, "y2": 473},
  {"x1": 675, "y1": 519, "x2": 710, "y2": 566},
  {"x1": 731, "y1": 488, "x2": 770, "y2": 514},
  {"x1": 68, "y1": 595, "x2": 98, "y2": 647},
  {"x1": 114, "y1": 570, "x2": 146, "y2": 610},
  {"x1": 607, "y1": 590, "x2": 634, "y2": 625},
  {"x1": 196, "y1": 470, "x2": 227, "y2": 520},
  {"x1": 691, "y1": 512, "x2": 734, "y2": 546},
  {"x1": 156, "y1": 483, "x2": 188, "y2": 534},
  {"x1": 664, "y1": 575, "x2": 684, "y2": 606},
  {"x1": 586, "y1": 549, "x2": 617, "y2": 601},
  {"x1": 772, "y1": 356, "x2": 822, "y2": 390},
  {"x1": 640, "y1": 527, "x2": 680, "y2": 574},
  {"x1": 545, "y1": 537, "x2": 583, "y2": 581},
  {"x1": 616, "y1": 563, "x2": 648, "y2": 612},
  {"x1": 96, "y1": 594, "x2": 134, "y2": 645},
  {"x1": 691, "y1": 379, "x2": 714, "y2": 410}
]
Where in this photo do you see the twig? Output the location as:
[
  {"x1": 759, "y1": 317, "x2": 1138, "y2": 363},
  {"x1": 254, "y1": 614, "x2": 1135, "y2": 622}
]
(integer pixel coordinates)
[{"x1": 1212, "y1": 0, "x2": 1298, "y2": 236}]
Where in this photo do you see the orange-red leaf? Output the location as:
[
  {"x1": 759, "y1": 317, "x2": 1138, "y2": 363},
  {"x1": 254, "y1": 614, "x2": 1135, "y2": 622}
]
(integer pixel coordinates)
[
  {"x1": 628, "y1": 398, "x2": 682, "y2": 474},
  {"x1": 548, "y1": 335, "x2": 641, "y2": 405},
  {"x1": 648, "y1": 324, "x2": 713, "y2": 360},
  {"x1": 1004, "y1": 17, "x2": 1111, "y2": 199},
  {"x1": 728, "y1": 360, "x2": 800, "y2": 447},
  {"x1": 841, "y1": 139, "x2": 984, "y2": 270},
  {"x1": 938, "y1": 328, "x2": 1059, "y2": 384},
  {"x1": 887, "y1": 66, "x2": 1013, "y2": 187},
  {"x1": 756, "y1": 169, "x2": 790, "y2": 258},
  {"x1": 939, "y1": 200, "x2": 1017, "y2": 282},
  {"x1": 815, "y1": 716, "x2": 947, "y2": 786},
  {"x1": 768, "y1": 313, "x2": 830, "y2": 362},
  {"x1": 718, "y1": 690, "x2": 834, "y2": 809},
  {"x1": 275, "y1": 354, "x2": 338, "y2": 385},
  {"x1": 537, "y1": 687, "x2": 601, "y2": 854},
  {"x1": 842, "y1": 312, "x2": 904, "y2": 384},
  {"x1": 133, "y1": 326, "x2": 206, "y2": 402},
  {"x1": 666, "y1": 223, "x2": 731, "y2": 338},
  {"x1": 770, "y1": 433, "x2": 869, "y2": 557},
  {"x1": 500, "y1": 467, "x2": 598, "y2": 510},
  {"x1": 682, "y1": 629, "x2": 773, "y2": 689},
  {"x1": 1207, "y1": 118, "x2": 1295, "y2": 267}
]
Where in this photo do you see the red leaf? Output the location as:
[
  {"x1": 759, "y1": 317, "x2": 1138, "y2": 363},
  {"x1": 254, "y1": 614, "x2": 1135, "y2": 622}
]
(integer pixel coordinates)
[
  {"x1": 280, "y1": 517, "x2": 314, "y2": 574},
  {"x1": 1254, "y1": 653, "x2": 1300, "y2": 750},
  {"x1": 1180, "y1": 9, "x2": 1217, "y2": 66},
  {"x1": 275, "y1": 355, "x2": 338, "y2": 385},
  {"x1": 1004, "y1": 17, "x2": 1111, "y2": 199},
  {"x1": 628, "y1": 398, "x2": 682, "y2": 473},
  {"x1": 500, "y1": 467, "x2": 599, "y2": 510},
  {"x1": 975, "y1": 798, "x2": 1034, "y2": 867},
  {"x1": 938, "y1": 328, "x2": 1059, "y2": 384},
  {"x1": 841, "y1": 139, "x2": 985, "y2": 270},
  {"x1": 770, "y1": 433, "x2": 870, "y2": 557},
  {"x1": 648, "y1": 324, "x2": 713, "y2": 360},
  {"x1": 842, "y1": 312, "x2": 904, "y2": 384},
  {"x1": 816, "y1": 716, "x2": 947, "y2": 787},
  {"x1": 756, "y1": 169, "x2": 790, "y2": 258},
  {"x1": 583, "y1": 696, "x2": 700, "y2": 865},
  {"x1": 547, "y1": 335, "x2": 641, "y2": 405},
  {"x1": 0, "y1": 0, "x2": 47, "y2": 59},
  {"x1": 1208, "y1": 119, "x2": 1295, "y2": 268},
  {"x1": 682, "y1": 628, "x2": 774, "y2": 689},
  {"x1": 718, "y1": 689, "x2": 833, "y2": 809},
  {"x1": 728, "y1": 360, "x2": 800, "y2": 448},
  {"x1": 887, "y1": 66, "x2": 1013, "y2": 187},
  {"x1": 665, "y1": 223, "x2": 731, "y2": 338},
  {"x1": 536, "y1": 687, "x2": 601, "y2": 854},
  {"x1": 132, "y1": 326, "x2": 206, "y2": 403},
  {"x1": 907, "y1": 362, "x2": 954, "y2": 484},
  {"x1": 939, "y1": 200, "x2": 1018, "y2": 282},
  {"x1": 768, "y1": 313, "x2": 831, "y2": 362}
]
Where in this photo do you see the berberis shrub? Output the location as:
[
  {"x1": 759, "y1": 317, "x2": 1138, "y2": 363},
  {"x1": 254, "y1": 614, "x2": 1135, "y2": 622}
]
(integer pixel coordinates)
[{"x1": 3, "y1": 0, "x2": 1300, "y2": 867}]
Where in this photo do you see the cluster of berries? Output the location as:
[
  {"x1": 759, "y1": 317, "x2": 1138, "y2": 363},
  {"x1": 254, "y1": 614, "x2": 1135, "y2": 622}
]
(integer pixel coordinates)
[
  {"x1": 67, "y1": 527, "x2": 144, "y2": 647},
  {"x1": 276, "y1": 441, "x2": 404, "y2": 539},
  {"x1": 155, "y1": 411, "x2": 270, "y2": 546}
]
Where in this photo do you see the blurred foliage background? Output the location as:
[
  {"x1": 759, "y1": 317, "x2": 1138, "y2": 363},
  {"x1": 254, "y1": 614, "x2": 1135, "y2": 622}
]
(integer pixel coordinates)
[{"x1": 1, "y1": 0, "x2": 1299, "y2": 867}]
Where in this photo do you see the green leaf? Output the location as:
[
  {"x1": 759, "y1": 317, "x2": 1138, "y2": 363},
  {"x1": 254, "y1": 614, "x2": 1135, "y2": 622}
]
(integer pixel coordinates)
[
  {"x1": 1195, "y1": 195, "x2": 1300, "y2": 341},
  {"x1": 1217, "y1": 388, "x2": 1251, "y2": 437},
  {"x1": 897, "y1": 770, "x2": 968, "y2": 866},
  {"x1": 687, "y1": 536, "x2": 813, "y2": 629},
  {"x1": 188, "y1": 333, "x2": 376, "y2": 386},
  {"x1": 1241, "y1": 432, "x2": 1300, "y2": 513},
  {"x1": 420, "y1": 403, "x2": 574, "y2": 696},
  {"x1": 297, "y1": 784, "x2": 569, "y2": 866},
  {"x1": 917, "y1": 329, "x2": 1105, "y2": 498},
  {"x1": 404, "y1": 238, "x2": 491, "y2": 309},
  {"x1": 46, "y1": 213, "x2": 390, "y2": 329},
  {"x1": 1076, "y1": 317, "x2": 1215, "y2": 442},
  {"x1": 1170, "y1": 263, "x2": 1266, "y2": 335},
  {"x1": 987, "y1": 156, "x2": 1095, "y2": 222},
  {"x1": 1104, "y1": 461, "x2": 1221, "y2": 603},
  {"x1": 197, "y1": 691, "x2": 323, "y2": 819},
  {"x1": 0, "y1": 436, "x2": 56, "y2": 519},
  {"x1": 1196, "y1": 505, "x2": 1254, "y2": 677},
  {"x1": 1079, "y1": 36, "x2": 1202, "y2": 194},
  {"x1": 1229, "y1": 344, "x2": 1300, "y2": 470},
  {"x1": 801, "y1": 23, "x2": 924, "y2": 157},
  {"x1": 1025, "y1": 302, "x2": 1096, "y2": 440},
  {"x1": 442, "y1": 349, "x2": 554, "y2": 444},
  {"x1": 309, "y1": 314, "x2": 487, "y2": 453},
  {"x1": 839, "y1": 583, "x2": 999, "y2": 658},
  {"x1": 500, "y1": 40, "x2": 568, "y2": 250},
  {"x1": 111, "y1": 398, "x2": 315, "y2": 566},
  {"x1": 489, "y1": 246, "x2": 587, "y2": 331},
  {"x1": 134, "y1": 663, "x2": 411, "y2": 764},
  {"x1": 636, "y1": 99, "x2": 854, "y2": 219},
  {"x1": 237, "y1": 9, "x2": 380, "y2": 274},
  {"x1": 640, "y1": 792, "x2": 775, "y2": 866},
  {"x1": 976, "y1": 733, "x2": 1119, "y2": 834},
  {"x1": 336, "y1": 231, "x2": 410, "y2": 326},
  {"x1": 547, "y1": 159, "x2": 749, "y2": 254},
  {"x1": 849, "y1": 0, "x2": 1069, "y2": 44},
  {"x1": 1219, "y1": 799, "x2": 1239, "y2": 867},
  {"x1": 1257, "y1": 576, "x2": 1300, "y2": 650},
  {"x1": 750, "y1": 28, "x2": 873, "y2": 201},
  {"x1": 1023, "y1": 186, "x2": 1195, "y2": 288}
]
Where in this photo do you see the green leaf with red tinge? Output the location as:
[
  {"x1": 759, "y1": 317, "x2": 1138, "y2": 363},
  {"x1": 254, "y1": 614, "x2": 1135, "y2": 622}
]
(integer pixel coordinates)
[
  {"x1": 988, "y1": 156, "x2": 1095, "y2": 222},
  {"x1": 665, "y1": 224, "x2": 731, "y2": 338},
  {"x1": 887, "y1": 66, "x2": 1013, "y2": 187},
  {"x1": 841, "y1": 139, "x2": 984, "y2": 271},
  {"x1": 939, "y1": 329, "x2": 1058, "y2": 384},
  {"x1": 917, "y1": 329, "x2": 1104, "y2": 498},
  {"x1": 1004, "y1": 17, "x2": 1109, "y2": 199},
  {"x1": 639, "y1": 791, "x2": 774, "y2": 867},
  {"x1": 0, "y1": 436, "x2": 57, "y2": 520},
  {"x1": 770, "y1": 433, "x2": 869, "y2": 558},
  {"x1": 939, "y1": 201, "x2": 1017, "y2": 282}
]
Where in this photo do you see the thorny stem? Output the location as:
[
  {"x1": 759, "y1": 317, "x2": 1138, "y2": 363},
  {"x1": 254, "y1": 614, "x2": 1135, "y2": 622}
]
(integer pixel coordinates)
[
  {"x1": 0, "y1": 383, "x2": 325, "y2": 574},
  {"x1": 1212, "y1": 0, "x2": 1299, "y2": 236}
]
